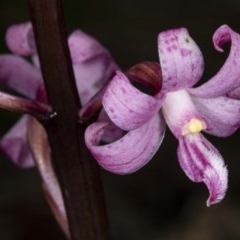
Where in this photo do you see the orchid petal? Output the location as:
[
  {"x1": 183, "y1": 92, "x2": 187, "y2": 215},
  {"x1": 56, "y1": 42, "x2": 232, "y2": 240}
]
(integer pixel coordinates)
[
  {"x1": 191, "y1": 95, "x2": 240, "y2": 137},
  {"x1": 0, "y1": 116, "x2": 34, "y2": 168},
  {"x1": 5, "y1": 22, "x2": 36, "y2": 56},
  {"x1": 69, "y1": 30, "x2": 118, "y2": 105},
  {"x1": 190, "y1": 25, "x2": 240, "y2": 97},
  {"x1": 102, "y1": 71, "x2": 164, "y2": 131},
  {"x1": 68, "y1": 30, "x2": 112, "y2": 64},
  {"x1": 97, "y1": 110, "x2": 124, "y2": 143},
  {"x1": 158, "y1": 28, "x2": 204, "y2": 92},
  {"x1": 5, "y1": 22, "x2": 40, "y2": 67},
  {"x1": 73, "y1": 55, "x2": 116, "y2": 105},
  {"x1": 227, "y1": 86, "x2": 240, "y2": 100},
  {"x1": 177, "y1": 133, "x2": 228, "y2": 206},
  {"x1": 85, "y1": 113, "x2": 166, "y2": 174},
  {"x1": 0, "y1": 55, "x2": 42, "y2": 98}
]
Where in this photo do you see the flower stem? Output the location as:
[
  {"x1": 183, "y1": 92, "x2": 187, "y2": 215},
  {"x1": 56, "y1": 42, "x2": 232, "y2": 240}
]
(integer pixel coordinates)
[{"x1": 27, "y1": 0, "x2": 109, "y2": 239}]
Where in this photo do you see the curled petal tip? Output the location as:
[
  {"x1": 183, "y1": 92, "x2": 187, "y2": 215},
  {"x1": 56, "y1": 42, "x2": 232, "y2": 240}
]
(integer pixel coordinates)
[
  {"x1": 205, "y1": 164, "x2": 228, "y2": 206},
  {"x1": 85, "y1": 114, "x2": 166, "y2": 174},
  {"x1": 102, "y1": 71, "x2": 163, "y2": 131},
  {"x1": 68, "y1": 30, "x2": 109, "y2": 64},
  {"x1": 213, "y1": 24, "x2": 231, "y2": 52},
  {"x1": 97, "y1": 110, "x2": 125, "y2": 143},
  {"x1": 177, "y1": 134, "x2": 228, "y2": 206},
  {"x1": 5, "y1": 22, "x2": 36, "y2": 56},
  {"x1": 190, "y1": 25, "x2": 240, "y2": 97}
]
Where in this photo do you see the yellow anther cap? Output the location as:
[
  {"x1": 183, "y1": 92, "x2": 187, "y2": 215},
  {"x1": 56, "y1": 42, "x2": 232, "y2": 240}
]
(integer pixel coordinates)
[
  {"x1": 188, "y1": 118, "x2": 204, "y2": 133},
  {"x1": 182, "y1": 118, "x2": 206, "y2": 136}
]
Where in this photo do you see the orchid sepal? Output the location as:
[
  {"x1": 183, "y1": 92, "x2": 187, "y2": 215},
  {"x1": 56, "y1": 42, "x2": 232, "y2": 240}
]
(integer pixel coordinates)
[{"x1": 189, "y1": 25, "x2": 240, "y2": 98}]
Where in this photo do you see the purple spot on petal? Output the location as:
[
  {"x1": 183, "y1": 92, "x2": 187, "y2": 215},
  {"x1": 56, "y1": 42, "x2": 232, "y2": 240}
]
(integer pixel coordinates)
[
  {"x1": 121, "y1": 87, "x2": 127, "y2": 94},
  {"x1": 109, "y1": 108, "x2": 114, "y2": 113},
  {"x1": 180, "y1": 48, "x2": 192, "y2": 56},
  {"x1": 169, "y1": 37, "x2": 177, "y2": 42},
  {"x1": 232, "y1": 59, "x2": 237, "y2": 66}
]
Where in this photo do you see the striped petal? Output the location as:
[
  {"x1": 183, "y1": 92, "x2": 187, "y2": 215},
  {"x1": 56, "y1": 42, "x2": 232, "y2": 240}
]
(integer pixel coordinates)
[
  {"x1": 190, "y1": 25, "x2": 240, "y2": 97},
  {"x1": 177, "y1": 133, "x2": 228, "y2": 206},
  {"x1": 191, "y1": 95, "x2": 240, "y2": 137},
  {"x1": 85, "y1": 113, "x2": 166, "y2": 174},
  {"x1": 102, "y1": 71, "x2": 164, "y2": 131},
  {"x1": 0, "y1": 116, "x2": 34, "y2": 168},
  {"x1": 158, "y1": 27, "x2": 204, "y2": 92}
]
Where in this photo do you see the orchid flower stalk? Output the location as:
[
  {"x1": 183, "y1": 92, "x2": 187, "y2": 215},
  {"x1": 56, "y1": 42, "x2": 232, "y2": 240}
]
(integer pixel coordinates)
[{"x1": 85, "y1": 25, "x2": 240, "y2": 206}]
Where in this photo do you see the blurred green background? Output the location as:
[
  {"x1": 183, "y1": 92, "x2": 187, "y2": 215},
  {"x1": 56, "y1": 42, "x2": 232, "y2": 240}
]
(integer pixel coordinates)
[{"x1": 1, "y1": 0, "x2": 240, "y2": 239}]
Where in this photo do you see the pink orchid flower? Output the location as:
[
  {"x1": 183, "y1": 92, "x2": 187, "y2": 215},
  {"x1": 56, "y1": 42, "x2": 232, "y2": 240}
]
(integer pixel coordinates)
[
  {"x1": 0, "y1": 22, "x2": 118, "y2": 236},
  {"x1": 0, "y1": 22, "x2": 118, "y2": 167},
  {"x1": 85, "y1": 25, "x2": 240, "y2": 206}
]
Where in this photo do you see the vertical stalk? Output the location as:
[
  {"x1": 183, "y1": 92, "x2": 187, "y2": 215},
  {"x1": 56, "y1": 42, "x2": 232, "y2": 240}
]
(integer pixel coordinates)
[{"x1": 27, "y1": 0, "x2": 109, "y2": 239}]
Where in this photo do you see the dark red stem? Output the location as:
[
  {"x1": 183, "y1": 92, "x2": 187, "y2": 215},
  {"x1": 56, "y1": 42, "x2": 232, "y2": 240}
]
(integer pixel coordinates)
[{"x1": 27, "y1": 0, "x2": 109, "y2": 239}]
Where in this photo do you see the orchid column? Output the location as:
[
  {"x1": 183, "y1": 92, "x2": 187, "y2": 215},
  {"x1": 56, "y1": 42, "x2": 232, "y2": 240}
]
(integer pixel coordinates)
[{"x1": 27, "y1": 0, "x2": 108, "y2": 239}]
